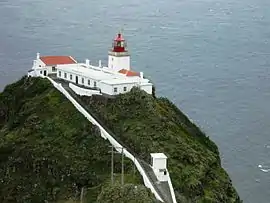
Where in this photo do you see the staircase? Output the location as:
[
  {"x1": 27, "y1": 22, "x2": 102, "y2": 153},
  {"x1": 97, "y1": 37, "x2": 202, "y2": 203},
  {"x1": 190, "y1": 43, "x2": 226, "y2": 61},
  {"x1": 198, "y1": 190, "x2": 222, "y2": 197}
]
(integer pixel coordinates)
[
  {"x1": 139, "y1": 160, "x2": 173, "y2": 203},
  {"x1": 50, "y1": 77, "x2": 175, "y2": 203}
]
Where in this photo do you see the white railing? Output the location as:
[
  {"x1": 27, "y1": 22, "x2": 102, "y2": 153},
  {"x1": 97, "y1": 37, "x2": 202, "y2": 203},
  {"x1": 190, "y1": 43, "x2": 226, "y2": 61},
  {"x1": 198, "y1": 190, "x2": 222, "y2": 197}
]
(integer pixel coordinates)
[
  {"x1": 167, "y1": 172, "x2": 177, "y2": 203},
  {"x1": 45, "y1": 76, "x2": 165, "y2": 202}
]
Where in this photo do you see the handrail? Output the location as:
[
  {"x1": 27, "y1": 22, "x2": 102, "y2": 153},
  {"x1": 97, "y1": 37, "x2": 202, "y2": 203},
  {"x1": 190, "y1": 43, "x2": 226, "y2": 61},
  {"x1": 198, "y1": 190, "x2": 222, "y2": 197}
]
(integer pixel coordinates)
[
  {"x1": 45, "y1": 76, "x2": 164, "y2": 202},
  {"x1": 66, "y1": 83, "x2": 177, "y2": 203}
]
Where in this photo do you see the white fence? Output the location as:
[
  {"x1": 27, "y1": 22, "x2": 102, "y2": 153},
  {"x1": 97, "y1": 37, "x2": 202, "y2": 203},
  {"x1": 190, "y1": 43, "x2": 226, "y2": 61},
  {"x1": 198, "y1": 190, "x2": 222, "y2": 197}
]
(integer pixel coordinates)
[
  {"x1": 45, "y1": 76, "x2": 166, "y2": 202},
  {"x1": 168, "y1": 173, "x2": 177, "y2": 203},
  {"x1": 69, "y1": 83, "x2": 101, "y2": 96}
]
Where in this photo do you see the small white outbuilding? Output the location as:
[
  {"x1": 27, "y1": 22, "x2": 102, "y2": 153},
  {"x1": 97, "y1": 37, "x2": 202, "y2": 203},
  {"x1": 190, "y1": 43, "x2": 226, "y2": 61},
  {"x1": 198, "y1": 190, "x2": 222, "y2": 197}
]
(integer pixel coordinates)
[{"x1": 150, "y1": 153, "x2": 168, "y2": 182}]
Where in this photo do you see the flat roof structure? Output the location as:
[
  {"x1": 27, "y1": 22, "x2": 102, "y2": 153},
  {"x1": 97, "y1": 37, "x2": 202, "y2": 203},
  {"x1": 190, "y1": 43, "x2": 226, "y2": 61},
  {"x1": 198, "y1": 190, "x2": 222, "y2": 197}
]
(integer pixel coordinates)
[
  {"x1": 150, "y1": 153, "x2": 168, "y2": 159},
  {"x1": 57, "y1": 63, "x2": 151, "y2": 85},
  {"x1": 57, "y1": 64, "x2": 115, "y2": 80},
  {"x1": 101, "y1": 77, "x2": 149, "y2": 85}
]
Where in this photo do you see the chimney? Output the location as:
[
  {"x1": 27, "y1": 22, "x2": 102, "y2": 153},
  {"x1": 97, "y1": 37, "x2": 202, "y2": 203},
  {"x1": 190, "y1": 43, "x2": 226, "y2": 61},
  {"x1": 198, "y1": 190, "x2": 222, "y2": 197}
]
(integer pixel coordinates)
[
  {"x1": 99, "y1": 60, "x2": 102, "y2": 67},
  {"x1": 85, "y1": 59, "x2": 90, "y2": 66},
  {"x1": 36, "y1": 52, "x2": 40, "y2": 60},
  {"x1": 140, "y1": 72, "x2": 144, "y2": 79}
]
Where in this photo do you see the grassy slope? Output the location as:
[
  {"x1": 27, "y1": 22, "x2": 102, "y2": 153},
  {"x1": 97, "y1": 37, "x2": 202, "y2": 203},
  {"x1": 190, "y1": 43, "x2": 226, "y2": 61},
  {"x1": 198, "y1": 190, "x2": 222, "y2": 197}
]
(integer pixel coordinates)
[
  {"x1": 96, "y1": 183, "x2": 160, "y2": 203},
  {"x1": 0, "y1": 77, "x2": 141, "y2": 203},
  {"x1": 80, "y1": 87, "x2": 242, "y2": 203}
]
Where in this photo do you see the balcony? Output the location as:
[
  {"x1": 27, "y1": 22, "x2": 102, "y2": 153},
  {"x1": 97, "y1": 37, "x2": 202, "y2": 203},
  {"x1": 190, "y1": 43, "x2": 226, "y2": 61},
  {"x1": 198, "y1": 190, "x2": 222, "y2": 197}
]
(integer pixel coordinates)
[{"x1": 108, "y1": 51, "x2": 130, "y2": 57}]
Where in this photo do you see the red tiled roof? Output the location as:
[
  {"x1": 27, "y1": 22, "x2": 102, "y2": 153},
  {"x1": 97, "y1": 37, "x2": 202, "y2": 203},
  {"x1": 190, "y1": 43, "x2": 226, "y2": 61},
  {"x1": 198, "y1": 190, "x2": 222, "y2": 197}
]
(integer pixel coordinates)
[
  {"x1": 118, "y1": 69, "x2": 140, "y2": 77},
  {"x1": 40, "y1": 56, "x2": 77, "y2": 66}
]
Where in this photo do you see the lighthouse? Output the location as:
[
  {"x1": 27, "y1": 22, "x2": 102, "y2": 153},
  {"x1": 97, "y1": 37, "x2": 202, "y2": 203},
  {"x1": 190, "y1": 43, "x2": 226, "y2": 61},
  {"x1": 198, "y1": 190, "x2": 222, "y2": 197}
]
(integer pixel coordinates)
[{"x1": 108, "y1": 32, "x2": 130, "y2": 72}]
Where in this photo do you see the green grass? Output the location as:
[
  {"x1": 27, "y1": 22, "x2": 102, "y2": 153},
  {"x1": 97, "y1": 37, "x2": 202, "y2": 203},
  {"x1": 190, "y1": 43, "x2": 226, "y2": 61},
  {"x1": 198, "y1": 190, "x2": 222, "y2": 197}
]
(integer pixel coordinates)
[
  {"x1": 79, "y1": 87, "x2": 242, "y2": 203},
  {"x1": 0, "y1": 77, "x2": 145, "y2": 203},
  {"x1": 0, "y1": 76, "x2": 241, "y2": 203},
  {"x1": 96, "y1": 183, "x2": 160, "y2": 203}
]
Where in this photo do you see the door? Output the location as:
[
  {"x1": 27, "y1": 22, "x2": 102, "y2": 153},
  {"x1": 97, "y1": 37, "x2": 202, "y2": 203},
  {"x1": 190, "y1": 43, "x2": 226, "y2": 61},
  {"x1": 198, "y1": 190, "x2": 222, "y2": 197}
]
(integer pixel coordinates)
[
  {"x1": 44, "y1": 70, "x2": 47, "y2": 76},
  {"x1": 75, "y1": 76, "x2": 78, "y2": 84}
]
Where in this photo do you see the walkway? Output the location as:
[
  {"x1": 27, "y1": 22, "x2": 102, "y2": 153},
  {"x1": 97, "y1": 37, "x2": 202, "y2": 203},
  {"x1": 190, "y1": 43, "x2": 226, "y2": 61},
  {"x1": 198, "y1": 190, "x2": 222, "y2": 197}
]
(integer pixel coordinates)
[{"x1": 51, "y1": 77, "x2": 174, "y2": 203}]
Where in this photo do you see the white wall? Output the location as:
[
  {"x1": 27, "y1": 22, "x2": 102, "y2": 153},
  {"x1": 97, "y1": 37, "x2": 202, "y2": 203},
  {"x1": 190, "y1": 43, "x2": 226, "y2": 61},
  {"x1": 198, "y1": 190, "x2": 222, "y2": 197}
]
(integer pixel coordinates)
[
  {"x1": 111, "y1": 83, "x2": 136, "y2": 95},
  {"x1": 57, "y1": 67, "x2": 143, "y2": 96},
  {"x1": 99, "y1": 83, "x2": 113, "y2": 95},
  {"x1": 35, "y1": 59, "x2": 45, "y2": 68},
  {"x1": 140, "y1": 84, "x2": 153, "y2": 94},
  {"x1": 32, "y1": 59, "x2": 60, "y2": 75},
  {"x1": 152, "y1": 158, "x2": 168, "y2": 182},
  {"x1": 28, "y1": 68, "x2": 49, "y2": 77},
  {"x1": 153, "y1": 168, "x2": 168, "y2": 182},
  {"x1": 47, "y1": 66, "x2": 57, "y2": 74},
  {"x1": 57, "y1": 69, "x2": 153, "y2": 96},
  {"x1": 99, "y1": 82, "x2": 138, "y2": 95},
  {"x1": 69, "y1": 83, "x2": 101, "y2": 96},
  {"x1": 28, "y1": 70, "x2": 37, "y2": 77},
  {"x1": 57, "y1": 69, "x2": 99, "y2": 89},
  {"x1": 31, "y1": 59, "x2": 50, "y2": 76},
  {"x1": 44, "y1": 76, "x2": 166, "y2": 202},
  {"x1": 108, "y1": 55, "x2": 130, "y2": 71},
  {"x1": 168, "y1": 172, "x2": 177, "y2": 203},
  {"x1": 40, "y1": 66, "x2": 53, "y2": 74}
]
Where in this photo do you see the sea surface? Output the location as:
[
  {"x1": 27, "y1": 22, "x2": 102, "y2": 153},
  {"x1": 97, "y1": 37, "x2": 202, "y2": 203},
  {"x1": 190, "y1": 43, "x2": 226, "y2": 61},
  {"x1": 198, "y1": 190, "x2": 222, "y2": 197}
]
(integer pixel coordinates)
[{"x1": 0, "y1": 0, "x2": 270, "y2": 202}]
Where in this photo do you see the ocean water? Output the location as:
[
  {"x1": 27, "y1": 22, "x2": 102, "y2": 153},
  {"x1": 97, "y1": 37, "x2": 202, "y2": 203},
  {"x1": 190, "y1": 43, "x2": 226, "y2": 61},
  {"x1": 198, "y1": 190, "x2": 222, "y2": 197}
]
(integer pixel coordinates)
[{"x1": 0, "y1": 0, "x2": 270, "y2": 202}]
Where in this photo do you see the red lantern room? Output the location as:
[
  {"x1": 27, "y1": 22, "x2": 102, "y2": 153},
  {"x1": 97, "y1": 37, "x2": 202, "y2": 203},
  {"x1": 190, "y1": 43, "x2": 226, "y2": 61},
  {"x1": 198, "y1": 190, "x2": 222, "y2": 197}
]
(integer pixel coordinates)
[
  {"x1": 108, "y1": 32, "x2": 130, "y2": 71},
  {"x1": 112, "y1": 32, "x2": 127, "y2": 52}
]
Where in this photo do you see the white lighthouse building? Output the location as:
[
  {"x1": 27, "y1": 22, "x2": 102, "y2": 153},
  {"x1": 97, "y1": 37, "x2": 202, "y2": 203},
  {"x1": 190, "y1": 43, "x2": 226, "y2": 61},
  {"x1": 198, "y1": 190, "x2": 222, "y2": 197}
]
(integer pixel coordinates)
[
  {"x1": 28, "y1": 32, "x2": 153, "y2": 96},
  {"x1": 108, "y1": 33, "x2": 130, "y2": 72}
]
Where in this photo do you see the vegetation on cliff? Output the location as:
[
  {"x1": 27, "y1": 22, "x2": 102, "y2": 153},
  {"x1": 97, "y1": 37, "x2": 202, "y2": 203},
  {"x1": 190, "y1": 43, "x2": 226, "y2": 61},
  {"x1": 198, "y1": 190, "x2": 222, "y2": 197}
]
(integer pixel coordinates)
[
  {"x1": 0, "y1": 77, "x2": 143, "y2": 203},
  {"x1": 79, "y1": 87, "x2": 242, "y2": 203},
  {"x1": 0, "y1": 76, "x2": 241, "y2": 203},
  {"x1": 96, "y1": 183, "x2": 160, "y2": 203}
]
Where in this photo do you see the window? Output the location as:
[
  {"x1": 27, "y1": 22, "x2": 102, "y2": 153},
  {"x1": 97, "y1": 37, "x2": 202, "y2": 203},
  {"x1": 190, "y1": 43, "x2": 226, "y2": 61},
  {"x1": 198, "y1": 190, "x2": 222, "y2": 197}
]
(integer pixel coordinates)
[
  {"x1": 81, "y1": 78, "x2": 84, "y2": 84},
  {"x1": 40, "y1": 71, "x2": 42, "y2": 74},
  {"x1": 64, "y1": 73, "x2": 67, "y2": 78},
  {"x1": 70, "y1": 74, "x2": 72, "y2": 80},
  {"x1": 123, "y1": 87, "x2": 127, "y2": 92},
  {"x1": 52, "y1": 66, "x2": 56, "y2": 72},
  {"x1": 39, "y1": 65, "x2": 41, "y2": 67},
  {"x1": 88, "y1": 80, "x2": 90, "y2": 85},
  {"x1": 59, "y1": 71, "x2": 61, "y2": 77},
  {"x1": 94, "y1": 81, "x2": 97, "y2": 87},
  {"x1": 114, "y1": 87, "x2": 118, "y2": 93}
]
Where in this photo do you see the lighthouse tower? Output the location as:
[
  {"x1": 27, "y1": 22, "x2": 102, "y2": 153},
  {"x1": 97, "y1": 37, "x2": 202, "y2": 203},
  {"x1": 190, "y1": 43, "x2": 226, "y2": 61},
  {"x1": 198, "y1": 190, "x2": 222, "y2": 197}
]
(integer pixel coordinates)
[{"x1": 108, "y1": 32, "x2": 130, "y2": 72}]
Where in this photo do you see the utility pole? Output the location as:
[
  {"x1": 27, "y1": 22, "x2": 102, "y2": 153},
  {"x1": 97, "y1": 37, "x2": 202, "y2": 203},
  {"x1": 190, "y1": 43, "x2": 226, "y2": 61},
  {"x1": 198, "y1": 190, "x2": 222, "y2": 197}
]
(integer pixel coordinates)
[
  {"x1": 110, "y1": 146, "x2": 125, "y2": 185},
  {"x1": 121, "y1": 147, "x2": 124, "y2": 185},
  {"x1": 111, "y1": 145, "x2": 114, "y2": 185},
  {"x1": 80, "y1": 187, "x2": 84, "y2": 203}
]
